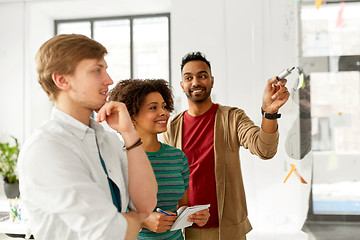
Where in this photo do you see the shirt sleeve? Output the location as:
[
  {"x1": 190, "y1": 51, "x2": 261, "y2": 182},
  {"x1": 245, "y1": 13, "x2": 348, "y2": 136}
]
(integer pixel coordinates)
[{"x1": 233, "y1": 108, "x2": 279, "y2": 159}]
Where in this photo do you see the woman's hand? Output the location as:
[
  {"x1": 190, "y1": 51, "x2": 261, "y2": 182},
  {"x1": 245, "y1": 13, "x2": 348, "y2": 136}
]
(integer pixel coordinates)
[{"x1": 142, "y1": 211, "x2": 177, "y2": 233}]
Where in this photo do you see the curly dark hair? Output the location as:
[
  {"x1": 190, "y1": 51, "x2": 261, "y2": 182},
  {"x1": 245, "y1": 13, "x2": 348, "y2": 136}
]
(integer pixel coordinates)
[{"x1": 108, "y1": 79, "x2": 174, "y2": 117}]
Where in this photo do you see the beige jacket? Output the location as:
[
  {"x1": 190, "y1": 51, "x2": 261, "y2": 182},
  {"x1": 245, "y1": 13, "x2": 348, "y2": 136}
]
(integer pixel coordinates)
[{"x1": 162, "y1": 104, "x2": 279, "y2": 239}]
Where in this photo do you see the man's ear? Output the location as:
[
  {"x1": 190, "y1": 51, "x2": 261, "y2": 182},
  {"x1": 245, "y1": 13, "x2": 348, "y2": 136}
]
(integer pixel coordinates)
[
  {"x1": 180, "y1": 80, "x2": 184, "y2": 92},
  {"x1": 211, "y1": 76, "x2": 214, "y2": 88},
  {"x1": 52, "y1": 73, "x2": 70, "y2": 90}
]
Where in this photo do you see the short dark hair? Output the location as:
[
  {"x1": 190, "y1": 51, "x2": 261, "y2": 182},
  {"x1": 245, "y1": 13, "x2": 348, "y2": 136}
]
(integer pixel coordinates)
[
  {"x1": 108, "y1": 79, "x2": 174, "y2": 117},
  {"x1": 180, "y1": 52, "x2": 211, "y2": 72}
]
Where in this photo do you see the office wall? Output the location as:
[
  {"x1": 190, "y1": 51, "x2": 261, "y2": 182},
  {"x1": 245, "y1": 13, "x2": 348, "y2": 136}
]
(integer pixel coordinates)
[
  {"x1": 0, "y1": 3, "x2": 26, "y2": 144},
  {"x1": 0, "y1": 0, "x2": 310, "y2": 239}
]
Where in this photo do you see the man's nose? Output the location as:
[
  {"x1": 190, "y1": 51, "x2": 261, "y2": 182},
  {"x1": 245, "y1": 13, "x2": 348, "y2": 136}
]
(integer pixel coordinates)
[
  {"x1": 192, "y1": 77, "x2": 200, "y2": 86},
  {"x1": 104, "y1": 73, "x2": 114, "y2": 85}
]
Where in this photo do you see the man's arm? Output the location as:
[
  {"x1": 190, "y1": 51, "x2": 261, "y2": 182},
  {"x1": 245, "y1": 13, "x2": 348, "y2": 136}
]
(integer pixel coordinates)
[
  {"x1": 234, "y1": 76, "x2": 288, "y2": 159},
  {"x1": 261, "y1": 117, "x2": 279, "y2": 134},
  {"x1": 261, "y1": 76, "x2": 290, "y2": 133},
  {"x1": 96, "y1": 101, "x2": 158, "y2": 212},
  {"x1": 124, "y1": 134, "x2": 158, "y2": 212},
  {"x1": 122, "y1": 211, "x2": 149, "y2": 239}
]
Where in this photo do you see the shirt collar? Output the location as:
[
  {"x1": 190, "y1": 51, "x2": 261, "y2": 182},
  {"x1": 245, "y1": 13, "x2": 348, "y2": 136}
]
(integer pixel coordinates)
[{"x1": 50, "y1": 107, "x2": 105, "y2": 142}]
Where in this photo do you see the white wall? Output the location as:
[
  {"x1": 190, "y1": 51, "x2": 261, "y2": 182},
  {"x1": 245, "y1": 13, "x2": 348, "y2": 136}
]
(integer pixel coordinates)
[
  {"x1": 0, "y1": 0, "x2": 311, "y2": 239},
  {"x1": 0, "y1": 2, "x2": 26, "y2": 144}
]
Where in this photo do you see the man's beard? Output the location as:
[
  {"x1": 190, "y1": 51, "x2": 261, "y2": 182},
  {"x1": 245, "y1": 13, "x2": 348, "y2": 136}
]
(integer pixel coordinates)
[{"x1": 185, "y1": 88, "x2": 211, "y2": 102}]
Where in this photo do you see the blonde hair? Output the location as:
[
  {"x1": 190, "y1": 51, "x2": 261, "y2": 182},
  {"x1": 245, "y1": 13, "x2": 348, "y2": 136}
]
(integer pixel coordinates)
[{"x1": 36, "y1": 34, "x2": 108, "y2": 101}]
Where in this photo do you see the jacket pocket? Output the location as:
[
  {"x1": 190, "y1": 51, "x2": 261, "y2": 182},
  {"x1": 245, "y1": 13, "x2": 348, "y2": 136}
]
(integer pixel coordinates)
[{"x1": 222, "y1": 181, "x2": 247, "y2": 227}]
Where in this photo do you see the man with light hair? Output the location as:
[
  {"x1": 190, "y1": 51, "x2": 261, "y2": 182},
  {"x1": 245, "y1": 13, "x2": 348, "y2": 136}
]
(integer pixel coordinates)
[{"x1": 18, "y1": 34, "x2": 157, "y2": 240}]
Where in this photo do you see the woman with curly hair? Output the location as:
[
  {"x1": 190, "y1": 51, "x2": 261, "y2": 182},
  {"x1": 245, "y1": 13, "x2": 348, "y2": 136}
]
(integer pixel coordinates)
[{"x1": 109, "y1": 79, "x2": 209, "y2": 240}]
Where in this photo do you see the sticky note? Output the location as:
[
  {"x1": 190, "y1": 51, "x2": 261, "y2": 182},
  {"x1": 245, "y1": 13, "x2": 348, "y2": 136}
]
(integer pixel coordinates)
[
  {"x1": 284, "y1": 164, "x2": 307, "y2": 184},
  {"x1": 315, "y1": 0, "x2": 323, "y2": 9},
  {"x1": 296, "y1": 73, "x2": 305, "y2": 90},
  {"x1": 336, "y1": 2, "x2": 345, "y2": 28}
]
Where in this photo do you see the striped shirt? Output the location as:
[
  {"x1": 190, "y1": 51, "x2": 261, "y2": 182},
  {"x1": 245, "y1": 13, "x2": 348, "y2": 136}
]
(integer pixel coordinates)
[{"x1": 138, "y1": 142, "x2": 189, "y2": 240}]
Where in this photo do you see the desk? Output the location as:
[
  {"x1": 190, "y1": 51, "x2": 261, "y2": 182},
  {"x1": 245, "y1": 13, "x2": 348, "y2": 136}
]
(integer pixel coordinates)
[
  {"x1": 0, "y1": 220, "x2": 30, "y2": 236},
  {"x1": 0, "y1": 198, "x2": 31, "y2": 239}
]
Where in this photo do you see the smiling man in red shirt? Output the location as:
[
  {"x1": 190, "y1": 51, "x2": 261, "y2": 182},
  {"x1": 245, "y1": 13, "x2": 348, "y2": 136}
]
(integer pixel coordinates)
[{"x1": 163, "y1": 52, "x2": 290, "y2": 240}]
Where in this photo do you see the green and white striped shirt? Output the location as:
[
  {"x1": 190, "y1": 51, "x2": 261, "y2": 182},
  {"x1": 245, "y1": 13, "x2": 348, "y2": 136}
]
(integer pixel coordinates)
[{"x1": 138, "y1": 142, "x2": 189, "y2": 240}]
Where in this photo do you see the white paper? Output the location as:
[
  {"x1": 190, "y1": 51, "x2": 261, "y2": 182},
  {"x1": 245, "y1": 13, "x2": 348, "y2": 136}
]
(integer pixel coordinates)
[{"x1": 170, "y1": 204, "x2": 210, "y2": 231}]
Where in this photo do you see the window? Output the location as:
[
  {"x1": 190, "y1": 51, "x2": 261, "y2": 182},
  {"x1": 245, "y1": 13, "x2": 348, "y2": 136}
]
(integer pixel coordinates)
[
  {"x1": 55, "y1": 14, "x2": 171, "y2": 87},
  {"x1": 300, "y1": 1, "x2": 360, "y2": 221}
]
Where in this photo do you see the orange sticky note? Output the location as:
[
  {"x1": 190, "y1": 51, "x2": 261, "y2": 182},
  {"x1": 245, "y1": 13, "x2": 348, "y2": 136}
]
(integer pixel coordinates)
[
  {"x1": 315, "y1": 0, "x2": 323, "y2": 9},
  {"x1": 284, "y1": 164, "x2": 307, "y2": 184}
]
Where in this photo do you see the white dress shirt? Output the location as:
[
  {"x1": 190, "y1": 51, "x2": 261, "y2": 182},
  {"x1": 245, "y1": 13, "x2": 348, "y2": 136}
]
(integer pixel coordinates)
[{"x1": 18, "y1": 107, "x2": 133, "y2": 240}]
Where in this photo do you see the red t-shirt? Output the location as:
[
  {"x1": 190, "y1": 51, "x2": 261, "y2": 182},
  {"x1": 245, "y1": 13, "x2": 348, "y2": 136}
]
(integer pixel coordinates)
[{"x1": 182, "y1": 104, "x2": 219, "y2": 228}]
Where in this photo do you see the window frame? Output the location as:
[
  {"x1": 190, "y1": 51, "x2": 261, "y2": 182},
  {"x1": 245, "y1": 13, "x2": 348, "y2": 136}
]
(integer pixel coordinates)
[{"x1": 54, "y1": 13, "x2": 172, "y2": 84}]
